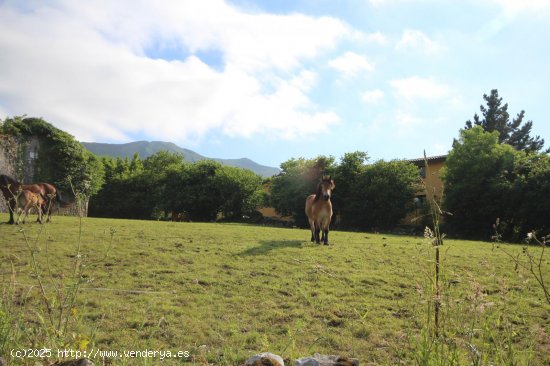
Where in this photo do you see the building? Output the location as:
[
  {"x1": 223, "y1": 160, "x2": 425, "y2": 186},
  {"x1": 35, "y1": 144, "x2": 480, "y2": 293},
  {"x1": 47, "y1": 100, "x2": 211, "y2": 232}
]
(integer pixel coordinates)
[{"x1": 402, "y1": 154, "x2": 447, "y2": 227}]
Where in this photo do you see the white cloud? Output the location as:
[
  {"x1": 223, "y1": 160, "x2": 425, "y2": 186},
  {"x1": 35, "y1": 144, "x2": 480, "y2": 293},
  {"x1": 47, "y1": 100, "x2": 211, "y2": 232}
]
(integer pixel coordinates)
[
  {"x1": 363, "y1": 31, "x2": 388, "y2": 45},
  {"x1": 395, "y1": 29, "x2": 444, "y2": 55},
  {"x1": 428, "y1": 143, "x2": 448, "y2": 156},
  {"x1": 490, "y1": 0, "x2": 550, "y2": 14},
  {"x1": 328, "y1": 52, "x2": 375, "y2": 78},
  {"x1": 478, "y1": 0, "x2": 550, "y2": 39},
  {"x1": 361, "y1": 89, "x2": 385, "y2": 104},
  {"x1": 390, "y1": 77, "x2": 450, "y2": 101},
  {"x1": 369, "y1": 0, "x2": 550, "y2": 14},
  {"x1": 0, "y1": 0, "x2": 349, "y2": 143},
  {"x1": 368, "y1": 0, "x2": 443, "y2": 7},
  {"x1": 393, "y1": 111, "x2": 424, "y2": 137},
  {"x1": 395, "y1": 112, "x2": 423, "y2": 128}
]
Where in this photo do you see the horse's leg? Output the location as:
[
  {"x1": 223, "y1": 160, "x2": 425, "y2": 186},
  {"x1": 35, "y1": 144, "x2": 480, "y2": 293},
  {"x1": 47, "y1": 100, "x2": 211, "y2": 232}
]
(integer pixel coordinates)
[
  {"x1": 43, "y1": 199, "x2": 51, "y2": 223},
  {"x1": 15, "y1": 208, "x2": 22, "y2": 225},
  {"x1": 17, "y1": 205, "x2": 28, "y2": 225},
  {"x1": 309, "y1": 219, "x2": 316, "y2": 242},
  {"x1": 314, "y1": 222, "x2": 321, "y2": 244},
  {"x1": 22, "y1": 205, "x2": 30, "y2": 224},
  {"x1": 36, "y1": 201, "x2": 44, "y2": 222},
  {"x1": 37, "y1": 204, "x2": 43, "y2": 224},
  {"x1": 323, "y1": 227, "x2": 329, "y2": 245},
  {"x1": 8, "y1": 198, "x2": 15, "y2": 224},
  {"x1": 46, "y1": 198, "x2": 53, "y2": 222},
  {"x1": 320, "y1": 218, "x2": 330, "y2": 245},
  {"x1": 36, "y1": 204, "x2": 42, "y2": 223}
]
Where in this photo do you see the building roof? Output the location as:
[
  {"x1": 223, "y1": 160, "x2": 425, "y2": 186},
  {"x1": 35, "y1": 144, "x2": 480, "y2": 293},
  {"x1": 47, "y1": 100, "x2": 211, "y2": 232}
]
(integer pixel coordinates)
[{"x1": 407, "y1": 154, "x2": 447, "y2": 165}]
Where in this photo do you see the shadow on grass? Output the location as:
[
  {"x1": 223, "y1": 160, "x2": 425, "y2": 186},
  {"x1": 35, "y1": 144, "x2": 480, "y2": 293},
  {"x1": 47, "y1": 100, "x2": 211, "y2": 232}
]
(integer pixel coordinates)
[{"x1": 238, "y1": 239, "x2": 304, "y2": 256}]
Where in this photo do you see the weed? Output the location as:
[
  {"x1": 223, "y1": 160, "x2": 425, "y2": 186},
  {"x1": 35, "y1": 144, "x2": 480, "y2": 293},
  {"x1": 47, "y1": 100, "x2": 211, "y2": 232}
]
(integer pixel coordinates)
[
  {"x1": 1, "y1": 187, "x2": 115, "y2": 364},
  {"x1": 493, "y1": 219, "x2": 549, "y2": 305}
]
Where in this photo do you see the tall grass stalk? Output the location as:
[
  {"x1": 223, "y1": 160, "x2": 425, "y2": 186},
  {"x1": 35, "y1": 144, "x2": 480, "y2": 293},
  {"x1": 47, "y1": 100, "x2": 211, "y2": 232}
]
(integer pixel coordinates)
[
  {"x1": 18, "y1": 187, "x2": 90, "y2": 340},
  {"x1": 2, "y1": 183, "x2": 115, "y2": 364},
  {"x1": 423, "y1": 150, "x2": 445, "y2": 339}
]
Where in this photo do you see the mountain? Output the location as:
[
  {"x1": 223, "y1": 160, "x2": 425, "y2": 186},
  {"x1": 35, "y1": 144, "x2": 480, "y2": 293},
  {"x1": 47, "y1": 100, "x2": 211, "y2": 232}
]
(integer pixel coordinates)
[{"x1": 81, "y1": 141, "x2": 280, "y2": 177}]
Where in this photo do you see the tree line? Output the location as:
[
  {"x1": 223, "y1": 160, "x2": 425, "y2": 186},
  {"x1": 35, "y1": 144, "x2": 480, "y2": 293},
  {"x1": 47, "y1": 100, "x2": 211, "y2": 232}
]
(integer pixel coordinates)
[
  {"x1": 1, "y1": 89, "x2": 548, "y2": 241},
  {"x1": 269, "y1": 153, "x2": 419, "y2": 230},
  {"x1": 89, "y1": 150, "x2": 421, "y2": 231},
  {"x1": 88, "y1": 152, "x2": 265, "y2": 221}
]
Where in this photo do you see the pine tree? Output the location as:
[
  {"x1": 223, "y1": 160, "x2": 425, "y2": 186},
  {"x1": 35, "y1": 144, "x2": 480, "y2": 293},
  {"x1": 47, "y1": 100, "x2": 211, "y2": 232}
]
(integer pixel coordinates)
[{"x1": 465, "y1": 89, "x2": 547, "y2": 153}]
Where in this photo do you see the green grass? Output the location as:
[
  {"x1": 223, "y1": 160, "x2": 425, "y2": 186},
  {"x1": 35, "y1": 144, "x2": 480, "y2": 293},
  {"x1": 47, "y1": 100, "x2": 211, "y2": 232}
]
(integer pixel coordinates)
[{"x1": 1, "y1": 214, "x2": 549, "y2": 365}]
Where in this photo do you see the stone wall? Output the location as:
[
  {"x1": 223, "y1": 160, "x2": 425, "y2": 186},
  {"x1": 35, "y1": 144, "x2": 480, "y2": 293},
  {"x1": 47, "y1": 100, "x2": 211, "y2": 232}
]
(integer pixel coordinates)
[
  {"x1": 23, "y1": 136, "x2": 40, "y2": 183},
  {"x1": 0, "y1": 134, "x2": 17, "y2": 213},
  {"x1": 1, "y1": 134, "x2": 86, "y2": 217},
  {"x1": 0, "y1": 134, "x2": 41, "y2": 213}
]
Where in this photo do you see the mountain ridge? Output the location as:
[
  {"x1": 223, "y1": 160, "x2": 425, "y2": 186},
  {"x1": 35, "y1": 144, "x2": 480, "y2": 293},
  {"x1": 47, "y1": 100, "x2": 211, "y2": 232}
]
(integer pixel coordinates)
[{"x1": 81, "y1": 141, "x2": 280, "y2": 177}]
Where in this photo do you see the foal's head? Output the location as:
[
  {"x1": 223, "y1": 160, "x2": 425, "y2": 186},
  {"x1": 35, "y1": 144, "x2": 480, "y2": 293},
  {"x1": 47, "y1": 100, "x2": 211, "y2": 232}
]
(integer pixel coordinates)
[{"x1": 317, "y1": 175, "x2": 335, "y2": 201}]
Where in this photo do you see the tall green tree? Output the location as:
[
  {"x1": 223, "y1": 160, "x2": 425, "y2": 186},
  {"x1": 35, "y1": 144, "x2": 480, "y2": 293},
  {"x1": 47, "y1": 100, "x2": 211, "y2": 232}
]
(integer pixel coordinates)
[
  {"x1": 142, "y1": 151, "x2": 186, "y2": 216},
  {"x1": 510, "y1": 153, "x2": 550, "y2": 238},
  {"x1": 88, "y1": 155, "x2": 154, "y2": 219},
  {"x1": 332, "y1": 151, "x2": 369, "y2": 228},
  {"x1": 346, "y1": 160, "x2": 418, "y2": 230},
  {"x1": 465, "y1": 89, "x2": 546, "y2": 153},
  {"x1": 215, "y1": 165, "x2": 264, "y2": 219},
  {"x1": 444, "y1": 125, "x2": 550, "y2": 240},
  {"x1": 442, "y1": 126, "x2": 520, "y2": 239},
  {"x1": 172, "y1": 160, "x2": 263, "y2": 221},
  {"x1": 269, "y1": 156, "x2": 335, "y2": 226}
]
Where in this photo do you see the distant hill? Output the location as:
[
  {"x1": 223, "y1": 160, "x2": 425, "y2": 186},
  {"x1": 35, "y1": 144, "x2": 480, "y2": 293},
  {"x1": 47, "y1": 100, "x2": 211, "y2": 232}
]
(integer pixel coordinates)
[{"x1": 81, "y1": 141, "x2": 280, "y2": 178}]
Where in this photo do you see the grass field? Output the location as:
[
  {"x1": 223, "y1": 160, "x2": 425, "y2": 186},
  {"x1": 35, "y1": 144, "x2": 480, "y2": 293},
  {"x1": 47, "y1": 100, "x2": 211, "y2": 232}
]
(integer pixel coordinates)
[{"x1": 0, "y1": 214, "x2": 549, "y2": 365}]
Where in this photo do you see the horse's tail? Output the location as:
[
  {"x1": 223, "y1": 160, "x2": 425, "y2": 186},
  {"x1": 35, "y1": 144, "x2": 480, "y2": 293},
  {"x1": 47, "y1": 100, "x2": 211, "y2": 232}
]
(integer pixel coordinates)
[{"x1": 56, "y1": 189, "x2": 71, "y2": 208}]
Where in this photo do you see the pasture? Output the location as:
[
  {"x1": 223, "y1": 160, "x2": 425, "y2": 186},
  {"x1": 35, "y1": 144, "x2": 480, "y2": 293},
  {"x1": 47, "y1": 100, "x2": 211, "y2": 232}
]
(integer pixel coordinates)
[{"x1": 0, "y1": 214, "x2": 549, "y2": 365}]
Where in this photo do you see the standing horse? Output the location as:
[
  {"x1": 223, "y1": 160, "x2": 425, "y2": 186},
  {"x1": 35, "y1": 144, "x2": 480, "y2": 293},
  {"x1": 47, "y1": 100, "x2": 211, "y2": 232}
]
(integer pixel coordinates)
[
  {"x1": 35, "y1": 182, "x2": 69, "y2": 222},
  {"x1": 0, "y1": 174, "x2": 27, "y2": 224},
  {"x1": 15, "y1": 189, "x2": 44, "y2": 224},
  {"x1": 305, "y1": 176, "x2": 336, "y2": 245},
  {"x1": 0, "y1": 174, "x2": 65, "y2": 224}
]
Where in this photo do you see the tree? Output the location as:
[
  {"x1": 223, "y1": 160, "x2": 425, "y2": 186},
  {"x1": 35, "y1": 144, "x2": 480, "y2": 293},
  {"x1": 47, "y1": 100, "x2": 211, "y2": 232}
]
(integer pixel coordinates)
[
  {"x1": 142, "y1": 150, "x2": 185, "y2": 175},
  {"x1": 332, "y1": 151, "x2": 369, "y2": 228},
  {"x1": 465, "y1": 89, "x2": 546, "y2": 153},
  {"x1": 269, "y1": 156, "x2": 336, "y2": 226},
  {"x1": 0, "y1": 116, "x2": 105, "y2": 198},
  {"x1": 214, "y1": 166, "x2": 263, "y2": 219},
  {"x1": 442, "y1": 126, "x2": 520, "y2": 239},
  {"x1": 89, "y1": 152, "x2": 264, "y2": 222},
  {"x1": 167, "y1": 160, "x2": 264, "y2": 222},
  {"x1": 88, "y1": 156, "x2": 156, "y2": 219},
  {"x1": 142, "y1": 151, "x2": 186, "y2": 217},
  {"x1": 510, "y1": 153, "x2": 550, "y2": 237},
  {"x1": 346, "y1": 160, "x2": 418, "y2": 230},
  {"x1": 444, "y1": 125, "x2": 550, "y2": 240}
]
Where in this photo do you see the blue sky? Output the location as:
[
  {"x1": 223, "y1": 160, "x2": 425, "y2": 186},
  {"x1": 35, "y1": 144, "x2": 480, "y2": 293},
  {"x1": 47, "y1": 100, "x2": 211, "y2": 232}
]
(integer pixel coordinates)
[{"x1": 0, "y1": 0, "x2": 549, "y2": 168}]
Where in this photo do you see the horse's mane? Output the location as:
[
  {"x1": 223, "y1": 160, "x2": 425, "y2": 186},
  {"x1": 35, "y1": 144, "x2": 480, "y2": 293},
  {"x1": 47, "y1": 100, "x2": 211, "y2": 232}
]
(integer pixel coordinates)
[
  {"x1": 313, "y1": 181, "x2": 323, "y2": 202},
  {"x1": 0, "y1": 174, "x2": 20, "y2": 186}
]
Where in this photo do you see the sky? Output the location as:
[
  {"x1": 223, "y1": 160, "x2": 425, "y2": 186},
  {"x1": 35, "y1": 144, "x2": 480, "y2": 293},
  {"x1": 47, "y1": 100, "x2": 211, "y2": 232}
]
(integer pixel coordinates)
[{"x1": 0, "y1": 0, "x2": 549, "y2": 168}]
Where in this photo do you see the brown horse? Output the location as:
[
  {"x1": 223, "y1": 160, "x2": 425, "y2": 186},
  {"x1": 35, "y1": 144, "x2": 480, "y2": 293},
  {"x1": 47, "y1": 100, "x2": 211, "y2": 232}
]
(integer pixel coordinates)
[
  {"x1": 1, "y1": 174, "x2": 42, "y2": 224},
  {"x1": 35, "y1": 182, "x2": 69, "y2": 222},
  {"x1": 15, "y1": 189, "x2": 44, "y2": 224},
  {"x1": 0, "y1": 174, "x2": 67, "y2": 224},
  {"x1": 305, "y1": 176, "x2": 336, "y2": 245}
]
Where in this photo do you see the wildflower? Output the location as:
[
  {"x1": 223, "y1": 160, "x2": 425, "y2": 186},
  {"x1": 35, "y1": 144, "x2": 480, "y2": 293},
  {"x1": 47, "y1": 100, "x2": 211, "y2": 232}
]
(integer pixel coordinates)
[{"x1": 424, "y1": 226, "x2": 434, "y2": 239}]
